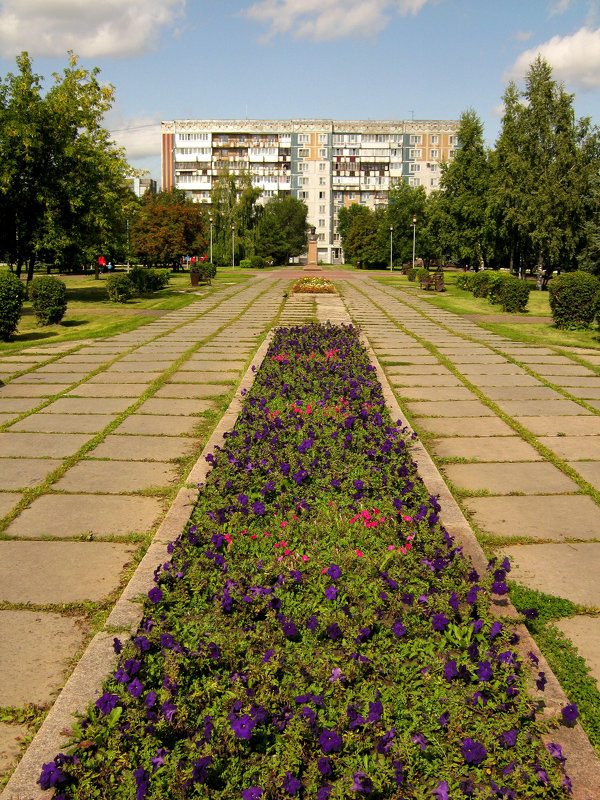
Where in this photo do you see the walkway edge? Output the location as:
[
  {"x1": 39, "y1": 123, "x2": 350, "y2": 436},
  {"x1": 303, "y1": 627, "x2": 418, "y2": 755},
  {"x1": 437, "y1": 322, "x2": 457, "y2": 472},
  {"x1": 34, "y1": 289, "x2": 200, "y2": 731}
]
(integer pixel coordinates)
[
  {"x1": 361, "y1": 332, "x2": 600, "y2": 800},
  {"x1": 1, "y1": 333, "x2": 275, "y2": 800}
]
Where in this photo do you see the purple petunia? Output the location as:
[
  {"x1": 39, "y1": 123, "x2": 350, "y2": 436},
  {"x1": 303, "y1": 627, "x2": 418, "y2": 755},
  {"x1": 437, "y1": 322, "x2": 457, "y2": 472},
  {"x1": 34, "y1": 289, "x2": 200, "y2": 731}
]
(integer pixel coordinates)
[
  {"x1": 38, "y1": 761, "x2": 67, "y2": 791},
  {"x1": 231, "y1": 714, "x2": 256, "y2": 740},
  {"x1": 327, "y1": 563, "x2": 342, "y2": 580},
  {"x1": 95, "y1": 692, "x2": 119, "y2": 715},
  {"x1": 147, "y1": 587, "x2": 163, "y2": 604},
  {"x1": 412, "y1": 732, "x2": 427, "y2": 751},
  {"x1": 133, "y1": 766, "x2": 150, "y2": 800},
  {"x1": 161, "y1": 701, "x2": 177, "y2": 722},
  {"x1": 319, "y1": 728, "x2": 342, "y2": 754},
  {"x1": 318, "y1": 757, "x2": 332, "y2": 776},
  {"x1": 501, "y1": 728, "x2": 518, "y2": 748},
  {"x1": 282, "y1": 773, "x2": 302, "y2": 796},
  {"x1": 317, "y1": 787, "x2": 332, "y2": 800},
  {"x1": 127, "y1": 678, "x2": 144, "y2": 699},
  {"x1": 443, "y1": 659, "x2": 458, "y2": 681},
  {"x1": 477, "y1": 661, "x2": 493, "y2": 681},
  {"x1": 461, "y1": 737, "x2": 487, "y2": 765},
  {"x1": 282, "y1": 620, "x2": 299, "y2": 639},
  {"x1": 391, "y1": 619, "x2": 407, "y2": 638},
  {"x1": 433, "y1": 781, "x2": 449, "y2": 800},
  {"x1": 191, "y1": 756, "x2": 211, "y2": 784},
  {"x1": 242, "y1": 788, "x2": 263, "y2": 800},
  {"x1": 561, "y1": 703, "x2": 579, "y2": 724},
  {"x1": 325, "y1": 585, "x2": 338, "y2": 600},
  {"x1": 326, "y1": 623, "x2": 342, "y2": 640},
  {"x1": 431, "y1": 613, "x2": 449, "y2": 632},
  {"x1": 351, "y1": 772, "x2": 373, "y2": 794}
]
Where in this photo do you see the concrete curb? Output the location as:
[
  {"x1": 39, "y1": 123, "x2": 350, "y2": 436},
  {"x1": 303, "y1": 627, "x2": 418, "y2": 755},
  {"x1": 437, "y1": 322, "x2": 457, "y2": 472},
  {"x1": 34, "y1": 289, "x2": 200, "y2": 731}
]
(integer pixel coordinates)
[
  {"x1": 361, "y1": 332, "x2": 600, "y2": 800},
  {"x1": 1, "y1": 334, "x2": 274, "y2": 800}
]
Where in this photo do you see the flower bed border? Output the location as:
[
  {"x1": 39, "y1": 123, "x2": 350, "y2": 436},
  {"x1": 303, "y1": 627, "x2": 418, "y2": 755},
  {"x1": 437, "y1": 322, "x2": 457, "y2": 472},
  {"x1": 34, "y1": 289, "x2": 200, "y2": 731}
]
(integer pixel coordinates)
[{"x1": 3, "y1": 327, "x2": 600, "y2": 800}]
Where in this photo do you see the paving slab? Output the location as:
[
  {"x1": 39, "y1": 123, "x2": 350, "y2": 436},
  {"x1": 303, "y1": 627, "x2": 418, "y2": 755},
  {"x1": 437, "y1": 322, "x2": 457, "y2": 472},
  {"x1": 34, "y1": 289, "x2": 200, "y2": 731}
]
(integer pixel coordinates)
[
  {"x1": 0, "y1": 432, "x2": 89, "y2": 458},
  {"x1": 0, "y1": 384, "x2": 70, "y2": 397},
  {"x1": 405, "y1": 400, "x2": 495, "y2": 417},
  {"x1": 0, "y1": 541, "x2": 136, "y2": 603},
  {"x1": 88, "y1": 434, "x2": 196, "y2": 461},
  {"x1": 501, "y1": 542, "x2": 600, "y2": 606},
  {"x1": 384, "y1": 364, "x2": 452, "y2": 375},
  {"x1": 54, "y1": 460, "x2": 179, "y2": 493},
  {"x1": 429, "y1": 436, "x2": 542, "y2": 462},
  {"x1": 586, "y1": 399, "x2": 600, "y2": 412},
  {"x1": 464, "y1": 495, "x2": 600, "y2": 541},
  {"x1": 555, "y1": 616, "x2": 600, "y2": 686},
  {"x1": 58, "y1": 354, "x2": 115, "y2": 363},
  {"x1": 516, "y1": 416, "x2": 600, "y2": 436},
  {"x1": 136, "y1": 398, "x2": 217, "y2": 415},
  {"x1": 568, "y1": 461, "x2": 600, "y2": 491},
  {"x1": 66, "y1": 384, "x2": 142, "y2": 398},
  {"x1": 41, "y1": 397, "x2": 134, "y2": 414},
  {"x1": 414, "y1": 416, "x2": 516, "y2": 437},
  {"x1": 86, "y1": 371, "x2": 160, "y2": 384},
  {"x1": 458, "y1": 364, "x2": 528, "y2": 375},
  {"x1": 114, "y1": 414, "x2": 199, "y2": 436},
  {"x1": 10, "y1": 371, "x2": 90, "y2": 384},
  {"x1": 168, "y1": 370, "x2": 240, "y2": 384},
  {"x1": 550, "y1": 376, "x2": 600, "y2": 387},
  {"x1": 534, "y1": 365, "x2": 597, "y2": 376},
  {"x1": 0, "y1": 492, "x2": 21, "y2": 517},
  {"x1": 5, "y1": 493, "x2": 163, "y2": 539},
  {"x1": 109, "y1": 361, "x2": 170, "y2": 372},
  {"x1": 443, "y1": 461, "x2": 579, "y2": 494},
  {"x1": 0, "y1": 459, "x2": 62, "y2": 490},
  {"x1": 154, "y1": 383, "x2": 230, "y2": 399},
  {"x1": 184, "y1": 359, "x2": 246, "y2": 371},
  {"x1": 483, "y1": 386, "x2": 563, "y2": 401},
  {"x1": 568, "y1": 387, "x2": 600, "y2": 399},
  {"x1": 396, "y1": 386, "x2": 475, "y2": 401},
  {"x1": 9, "y1": 413, "x2": 116, "y2": 434},
  {"x1": 0, "y1": 611, "x2": 85, "y2": 706},
  {"x1": 494, "y1": 398, "x2": 591, "y2": 417},
  {"x1": 465, "y1": 373, "x2": 541, "y2": 387},
  {"x1": 387, "y1": 374, "x2": 463, "y2": 388},
  {"x1": 538, "y1": 436, "x2": 600, "y2": 461},
  {"x1": 0, "y1": 721, "x2": 28, "y2": 777}
]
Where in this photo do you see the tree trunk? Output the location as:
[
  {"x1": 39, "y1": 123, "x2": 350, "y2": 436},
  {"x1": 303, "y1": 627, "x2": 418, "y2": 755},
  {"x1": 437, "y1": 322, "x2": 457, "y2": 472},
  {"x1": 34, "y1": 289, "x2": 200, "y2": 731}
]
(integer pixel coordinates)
[{"x1": 26, "y1": 253, "x2": 35, "y2": 285}]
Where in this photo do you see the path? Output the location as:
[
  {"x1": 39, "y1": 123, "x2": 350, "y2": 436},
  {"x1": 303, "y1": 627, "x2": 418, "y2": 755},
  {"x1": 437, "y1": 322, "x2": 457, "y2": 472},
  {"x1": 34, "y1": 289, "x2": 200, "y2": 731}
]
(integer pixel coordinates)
[{"x1": 2, "y1": 269, "x2": 600, "y2": 790}]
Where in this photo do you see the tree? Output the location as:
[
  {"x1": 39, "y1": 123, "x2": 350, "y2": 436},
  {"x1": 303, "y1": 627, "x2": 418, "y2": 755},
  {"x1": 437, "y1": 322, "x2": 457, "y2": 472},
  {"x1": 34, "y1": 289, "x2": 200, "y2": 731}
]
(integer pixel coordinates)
[
  {"x1": 255, "y1": 196, "x2": 309, "y2": 264},
  {"x1": 438, "y1": 109, "x2": 491, "y2": 269},
  {"x1": 131, "y1": 189, "x2": 208, "y2": 268},
  {"x1": 385, "y1": 183, "x2": 429, "y2": 266},
  {"x1": 0, "y1": 52, "x2": 134, "y2": 280},
  {"x1": 210, "y1": 170, "x2": 262, "y2": 266},
  {"x1": 340, "y1": 205, "x2": 385, "y2": 268}
]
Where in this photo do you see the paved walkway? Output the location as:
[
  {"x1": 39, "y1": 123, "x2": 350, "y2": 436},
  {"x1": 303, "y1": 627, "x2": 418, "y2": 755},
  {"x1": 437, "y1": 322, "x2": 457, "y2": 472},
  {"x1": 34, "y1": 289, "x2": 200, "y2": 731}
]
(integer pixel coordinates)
[{"x1": 2, "y1": 270, "x2": 600, "y2": 785}]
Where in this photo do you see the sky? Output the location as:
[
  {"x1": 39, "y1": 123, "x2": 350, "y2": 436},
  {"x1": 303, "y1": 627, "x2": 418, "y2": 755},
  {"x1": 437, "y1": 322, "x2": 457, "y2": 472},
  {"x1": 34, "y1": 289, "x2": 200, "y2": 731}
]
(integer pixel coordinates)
[{"x1": 1, "y1": 0, "x2": 600, "y2": 184}]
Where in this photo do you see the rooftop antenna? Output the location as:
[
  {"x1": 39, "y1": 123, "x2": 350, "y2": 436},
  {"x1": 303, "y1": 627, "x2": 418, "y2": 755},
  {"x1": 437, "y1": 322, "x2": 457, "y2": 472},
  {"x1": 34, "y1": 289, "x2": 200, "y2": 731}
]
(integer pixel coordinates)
[{"x1": 409, "y1": 109, "x2": 414, "y2": 121}]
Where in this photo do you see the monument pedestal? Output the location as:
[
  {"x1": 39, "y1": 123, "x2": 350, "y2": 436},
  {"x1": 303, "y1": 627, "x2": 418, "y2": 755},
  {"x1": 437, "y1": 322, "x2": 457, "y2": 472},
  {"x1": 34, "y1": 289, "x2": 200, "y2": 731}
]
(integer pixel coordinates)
[{"x1": 303, "y1": 228, "x2": 321, "y2": 271}]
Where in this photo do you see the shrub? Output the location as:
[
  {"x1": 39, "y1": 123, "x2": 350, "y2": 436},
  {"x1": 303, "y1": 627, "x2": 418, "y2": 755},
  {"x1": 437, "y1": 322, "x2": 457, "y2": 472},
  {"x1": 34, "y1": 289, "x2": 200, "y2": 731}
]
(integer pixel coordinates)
[
  {"x1": 486, "y1": 273, "x2": 508, "y2": 305},
  {"x1": 239, "y1": 258, "x2": 252, "y2": 269},
  {"x1": 471, "y1": 270, "x2": 492, "y2": 298},
  {"x1": 251, "y1": 255, "x2": 265, "y2": 269},
  {"x1": 416, "y1": 267, "x2": 429, "y2": 283},
  {"x1": 106, "y1": 274, "x2": 135, "y2": 303},
  {"x1": 0, "y1": 272, "x2": 26, "y2": 340},
  {"x1": 455, "y1": 272, "x2": 474, "y2": 291},
  {"x1": 28, "y1": 275, "x2": 67, "y2": 325},
  {"x1": 129, "y1": 267, "x2": 170, "y2": 295},
  {"x1": 406, "y1": 267, "x2": 417, "y2": 281},
  {"x1": 549, "y1": 271, "x2": 600, "y2": 329},
  {"x1": 500, "y1": 275, "x2": 531, "y2": 313}
]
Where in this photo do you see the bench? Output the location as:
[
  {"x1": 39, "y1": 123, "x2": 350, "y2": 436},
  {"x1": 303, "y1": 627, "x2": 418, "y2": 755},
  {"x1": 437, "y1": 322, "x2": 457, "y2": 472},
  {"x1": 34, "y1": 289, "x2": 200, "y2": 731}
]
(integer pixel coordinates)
[{"x1": 419, "y1": 272, "x2": 445, "y2": 292}]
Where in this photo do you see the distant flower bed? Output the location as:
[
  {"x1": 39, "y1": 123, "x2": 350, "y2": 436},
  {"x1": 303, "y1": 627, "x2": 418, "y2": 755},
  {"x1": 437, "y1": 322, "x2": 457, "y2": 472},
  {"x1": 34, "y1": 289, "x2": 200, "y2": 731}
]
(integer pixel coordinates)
[
  {"x1": 292, "y1": 277, "x2": 336, "y2": 293},
  {"x1": 41, "y1": 324, "x2": 572, "y2": 799}
]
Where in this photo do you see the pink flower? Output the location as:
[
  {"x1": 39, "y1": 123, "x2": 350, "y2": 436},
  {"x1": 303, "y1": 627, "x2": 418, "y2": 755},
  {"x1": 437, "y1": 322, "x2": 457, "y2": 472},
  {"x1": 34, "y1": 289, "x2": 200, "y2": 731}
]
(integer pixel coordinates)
[
  {"x1": 301, "y1": 555, "x2": 309, "y2": 561},
  {"x1": 403, "y1": 515, "x2": 412, "y2": 522},
  {"x1": 281, "y1": 522, "x2": 287, "y2": 528},
  {"x1": 356, "y1": 550, "x2": 364, "y2": 558},
  {"x1": 388, "y1": 545, "x2": 395, "y2": 551},
  {"x1": 251, "y1": 534, "x2": 257, "y2": 540}
]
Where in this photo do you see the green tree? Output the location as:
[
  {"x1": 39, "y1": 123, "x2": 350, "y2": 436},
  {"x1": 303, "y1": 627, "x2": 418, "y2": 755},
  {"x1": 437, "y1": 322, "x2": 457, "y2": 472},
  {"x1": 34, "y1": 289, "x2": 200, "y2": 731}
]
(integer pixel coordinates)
[
  {"x1": 210, "y1": 170, "x2": 262, "y2": 266},
  {"x1": 384, "y1": 183, "x2": 429, "y2": 266},
  {"x1": 438, "y1": 109, "x2": 491, "y2": 269},
  {"x1": 255, "y1": 196, "x2": 309, "y2": 264},
  {"x1": 340, "y1": 205, "x2": 385, "y2": 268},
  {"x1": 131, "y1": 188, "x2": 208, "y2": 268}
]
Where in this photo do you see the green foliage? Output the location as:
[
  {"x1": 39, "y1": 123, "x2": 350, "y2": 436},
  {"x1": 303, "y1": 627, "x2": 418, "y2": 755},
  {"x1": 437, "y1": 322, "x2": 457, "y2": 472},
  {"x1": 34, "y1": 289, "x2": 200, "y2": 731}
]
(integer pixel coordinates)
[
  {"x1": 500, "y1": 275, "x2": 530, "y2": 312},
  {"x1": 251, "y1": 255, "x2": 264, "y2": 268},
  {"x1": 548, "y1": 270, "x2": 600, "y2": 328},
  {"x1": 106, "y1": 273, "x2": 134, "y2": 303},
  {"x1": 416, "y1": 267, "x2": 429, "y2": 283},
  {"x1": 239, "y1": 258, "x2": 252, "y2": 268},
  {"x1": 485, "y1": 272, "x2": 508, "y2": 304},
  {"x1": 28, "y1": 275, "x2": 67, "y2": 325},
  {"x1": 255, "y1": 196, "x2": 309, "y2": 265},
  {"x1": 471, "y1": 271, "x2": 492, "y2": 297},
  {"x1": 406, "y1": 267, "x2": 417, "y2": 281},
  {"x1": 455, "y1": 272, "x2": 474, "y2": 291},
  {"x1": 128, "y1": 267, "x2": 170, "y2": 295},
  {"x1": 0, "y1": 271, "x2": 26, "y2": 340},
  {"x1": 196, "y1": 262, "x2": 216, "y2": 282}
]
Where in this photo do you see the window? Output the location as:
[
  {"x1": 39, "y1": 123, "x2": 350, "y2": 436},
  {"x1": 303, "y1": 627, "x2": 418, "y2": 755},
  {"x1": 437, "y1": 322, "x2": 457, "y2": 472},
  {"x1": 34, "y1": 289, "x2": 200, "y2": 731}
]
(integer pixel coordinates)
[
  {"x1": 409, "y1": 135, "x2": 422, "y2": 145},
  {"x1": 409, "y1": 176, "x2": 420, "y2": 186},
  {"x1": 429, "y1": 163, "x2": 438, "y2": 173},
  {"x1": 298, "y1": 148, "x2": 309, "y2": 158},
  {"x1": 298, "y1": 134, "x2": 310, "y2": 143},
  {"x1": 319, "y1": 134, "x2": 328, "y2": 143},
  {"x1": 318, "y1": 233, "x2": 325, "y2": 241},
  {"x1": 430, "y1": 135, "x2": 439, "y2": 145},
  {"x1": 430, "y1": 149, "x2": 439, "y2": 159},
  {"x1": 298, "y1": 190, "x2": 308, "y2": 199},
  {"x1": 319, "y1": 219, "x2": 325, "y2": 227},
  {"x1": 430, "y1": 178, "x2": 438, "y2": 187},
  {"x1": 409, "y1": 163, "x2": 421, "y2": 173},
  {"x1": 319, "y1": 148, "x2": 327, "y2": 158},
  {"x1": 449, "y1": 150, "x2": 456, "y2": 160},
  {"x1": 319, "y1": 177, "x2": 326, "y2": 185},
  {"x1": 298, "y1": 162, "x2": 309, "y2": 171},
  {"x1": 319, "y1": 191, "x2": 325, "y2": 199},
  {"x1": 449, "y1": 135, "x2": 458, "y2": 145},
  {"x1": 409, "y1": 149, "x2": 422, "y2": 159},
  {"x1": 298, "y1": 177, "x2": 309, "y2": 185},
  {"x1": 319, "y1": 205, "x2": 326, "y2": 213},
  {"x1": 319, "y1": 162, "x2": 327, "y2": 171}
]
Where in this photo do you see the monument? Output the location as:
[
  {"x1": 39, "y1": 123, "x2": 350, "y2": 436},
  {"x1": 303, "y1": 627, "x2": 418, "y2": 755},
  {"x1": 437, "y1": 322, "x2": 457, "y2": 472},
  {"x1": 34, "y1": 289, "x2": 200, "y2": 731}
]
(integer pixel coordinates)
[{"x1": 303, "y1": 226, "x2": 321, "y2": 271}]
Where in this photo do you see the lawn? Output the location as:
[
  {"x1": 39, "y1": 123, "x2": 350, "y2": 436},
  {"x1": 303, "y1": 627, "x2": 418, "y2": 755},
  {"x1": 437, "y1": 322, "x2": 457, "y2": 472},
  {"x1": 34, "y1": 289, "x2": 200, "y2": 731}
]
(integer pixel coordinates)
[{"x1": 0, "y1": 269, "x2": 251, "y2": 355}]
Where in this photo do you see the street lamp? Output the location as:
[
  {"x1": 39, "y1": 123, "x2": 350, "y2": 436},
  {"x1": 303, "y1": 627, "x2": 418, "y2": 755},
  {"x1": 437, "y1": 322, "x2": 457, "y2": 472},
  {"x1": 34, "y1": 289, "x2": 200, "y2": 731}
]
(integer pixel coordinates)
[
  {"x1": 209, "y1": 216, "x2": 213, "y2": 264},
  {"x1": 231, "y1": 224, "x2": 235, "y2": 270},
  {"x1": 389, "y1": 225, "x2": 394, "y2": 272},
  {"x1": 412, "y1": 214, "x2": 417, "y2": 271}
]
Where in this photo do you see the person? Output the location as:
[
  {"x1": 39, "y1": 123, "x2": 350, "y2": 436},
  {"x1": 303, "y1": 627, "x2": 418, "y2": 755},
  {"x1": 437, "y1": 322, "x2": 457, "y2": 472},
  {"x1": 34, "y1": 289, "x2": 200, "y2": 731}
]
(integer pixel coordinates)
[
  {"x1": 98, "y1": 255, "x2": 106, "y2": 271},
  {"x1": 107, "y1": 261, "x2": 113, "y2": 272}
]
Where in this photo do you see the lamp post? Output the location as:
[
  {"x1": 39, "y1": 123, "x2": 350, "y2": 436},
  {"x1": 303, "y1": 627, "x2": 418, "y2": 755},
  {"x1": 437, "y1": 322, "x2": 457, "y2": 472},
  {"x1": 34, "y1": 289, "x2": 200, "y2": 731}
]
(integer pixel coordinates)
[
  {"x1": 231, "y1": 224, "x2": 235, "y2": 270},
  {"x1": 389, "y1": 225, "x2": 394, "y2": 272},
  {"x1": 209, "y1": 216, "x2": 213, "y2": 264},
  {"x1": 412, "y1": 214, "x2": 417, "y2": 271}
]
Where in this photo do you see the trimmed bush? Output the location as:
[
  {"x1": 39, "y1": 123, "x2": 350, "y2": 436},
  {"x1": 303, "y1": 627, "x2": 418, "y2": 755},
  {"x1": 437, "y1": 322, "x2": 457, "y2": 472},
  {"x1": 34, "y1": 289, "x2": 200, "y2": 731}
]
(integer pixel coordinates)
[
  {"x1": 28, "y1": 275, "x2": 67, "y2": 325},
  {"x1": 406, "y1": 267, "x2": 417, "y2": 281},
  {"x1": 251, "y1": 255, "x2": 265, "y2": 269},
  {"x1": 106, "y1": 274, "x2": 135, "y2": 303},
  {"x1": 239, "y1": 258, "x2": 252, "y2": 268},
  {"x1": 549, "y1": 271, "x2": 600, "y2": 329},
  {"x1": 486, "y1": 273, "x2": 508, "y2": 305},
  {"x1": 471, "y1": 271, "x2": 492, "y2": 298},
  {"x1": 455, "y1": 272, "x2": 474, "y2": 291},
  {"x1": 0, "y1": 272, "x2": 26, "y2": 341},
  {"x1": 197, "y1": 262, "x2": 216, "y2": 282},
  {"x1": 416, "y1": 267, "x2": 429, "y2": 283},
  {"x1": 500, "y1": 275, "x2": 531, "y2": 313},
  {"x1": 129, "y1": 267, "x2": 170, "y2": 295}
]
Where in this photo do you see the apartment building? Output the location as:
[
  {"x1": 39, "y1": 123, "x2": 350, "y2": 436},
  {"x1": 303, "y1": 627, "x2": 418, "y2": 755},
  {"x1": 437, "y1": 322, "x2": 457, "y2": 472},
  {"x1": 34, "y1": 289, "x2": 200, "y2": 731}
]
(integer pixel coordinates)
[{"x1": 161, "y1": 119, "x2": 459, "y2": 264}]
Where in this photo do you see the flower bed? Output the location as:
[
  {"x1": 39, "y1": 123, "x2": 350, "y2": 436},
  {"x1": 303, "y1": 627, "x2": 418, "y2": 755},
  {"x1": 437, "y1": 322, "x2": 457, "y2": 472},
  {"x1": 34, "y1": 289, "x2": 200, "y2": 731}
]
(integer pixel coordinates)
[
  {"x1": 292, "y1": 277, "x2": 336, "y2": 294},
  {"x1": 40, "y1": 324, "x2": 572, "y2": 799}
]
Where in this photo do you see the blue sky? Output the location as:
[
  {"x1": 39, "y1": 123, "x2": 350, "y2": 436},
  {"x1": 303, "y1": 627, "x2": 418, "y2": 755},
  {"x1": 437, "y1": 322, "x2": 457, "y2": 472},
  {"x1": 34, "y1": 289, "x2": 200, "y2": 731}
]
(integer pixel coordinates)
[{"x1": 1, "y1": 0, "x2": 599, "y2": 183}]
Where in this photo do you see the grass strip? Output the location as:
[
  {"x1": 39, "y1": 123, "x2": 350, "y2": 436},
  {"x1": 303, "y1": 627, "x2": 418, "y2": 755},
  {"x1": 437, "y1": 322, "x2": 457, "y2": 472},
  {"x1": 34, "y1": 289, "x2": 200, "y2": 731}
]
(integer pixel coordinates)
[{"x1": 39, "y1": 323, "x2": 572, "y2": 799}]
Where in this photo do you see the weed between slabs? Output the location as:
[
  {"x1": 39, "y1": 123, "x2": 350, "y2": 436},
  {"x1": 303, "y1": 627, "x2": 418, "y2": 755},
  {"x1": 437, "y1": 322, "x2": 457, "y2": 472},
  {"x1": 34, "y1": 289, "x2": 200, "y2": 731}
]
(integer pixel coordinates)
[{"x1": 40, "y1": 324, "x2": 573, "y2": 799}]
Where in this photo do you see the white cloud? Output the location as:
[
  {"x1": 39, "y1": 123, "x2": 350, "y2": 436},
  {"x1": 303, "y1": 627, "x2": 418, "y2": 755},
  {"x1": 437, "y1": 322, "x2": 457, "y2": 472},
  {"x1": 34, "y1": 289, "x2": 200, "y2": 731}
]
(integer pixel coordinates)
[
  {"x1": 548, "y1": 0, "x2": 572, "y2": 16},
  {"x1": 0, "y1": 0, "x2": 185, "y2": 59},
  {"x1": 242, "y1": 0, "x2": 438, "y2": 42},
  {"x1": 506, "y1": 26, "x2": 600, "y2": 88},
  {"x1": 106, "y1": 112, "x2": 162, "y2": 163}
]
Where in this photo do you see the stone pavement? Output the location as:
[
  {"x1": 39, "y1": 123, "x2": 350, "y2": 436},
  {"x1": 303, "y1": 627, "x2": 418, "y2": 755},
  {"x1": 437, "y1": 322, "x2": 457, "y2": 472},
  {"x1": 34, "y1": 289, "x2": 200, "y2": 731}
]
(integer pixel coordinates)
[
  {"x1": 338, "y1": 275, "x2": 600, "y2": 692},
  {"x1": 2, "y1": 269, "x2": 600, "y2": 789}
]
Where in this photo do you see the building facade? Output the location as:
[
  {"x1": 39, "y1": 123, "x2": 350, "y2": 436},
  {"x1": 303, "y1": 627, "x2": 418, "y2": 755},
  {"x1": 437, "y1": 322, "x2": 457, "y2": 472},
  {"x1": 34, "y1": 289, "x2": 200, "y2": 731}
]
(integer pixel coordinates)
[{"x1": 161, "y1": 119, "x2": 459, "y2": 264}]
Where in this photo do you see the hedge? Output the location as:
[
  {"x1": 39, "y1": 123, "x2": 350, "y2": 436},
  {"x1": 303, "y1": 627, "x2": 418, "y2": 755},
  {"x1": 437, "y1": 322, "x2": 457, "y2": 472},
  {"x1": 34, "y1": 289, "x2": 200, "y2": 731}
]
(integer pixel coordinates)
[
  {"x1": 0, "y1": 272, "x2": 26, "y2": 340},
  {"x1": 549, "y1": 271, "x2": 600, "y2": 329},
  {"x1": 28, "y1": 275, "x2": 68, "y2": 325}
]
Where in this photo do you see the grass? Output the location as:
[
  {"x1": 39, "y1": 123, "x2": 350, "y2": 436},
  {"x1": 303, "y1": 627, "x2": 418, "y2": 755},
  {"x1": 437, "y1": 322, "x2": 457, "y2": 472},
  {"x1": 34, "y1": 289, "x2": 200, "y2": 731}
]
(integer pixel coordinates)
[{"x1": 0, "y1": 269, "x2": 251, "y2": 355}]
